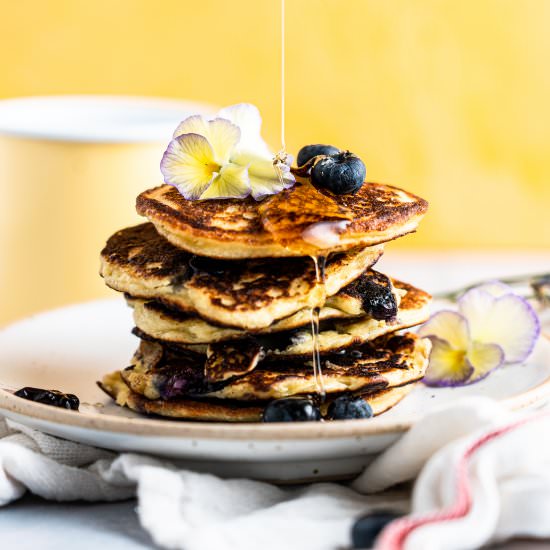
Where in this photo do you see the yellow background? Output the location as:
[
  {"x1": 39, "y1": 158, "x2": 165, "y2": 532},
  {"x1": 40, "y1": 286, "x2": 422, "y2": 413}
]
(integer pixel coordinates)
[{"x1": 2, "y1": 0, "x2": 550, "y2": 248}]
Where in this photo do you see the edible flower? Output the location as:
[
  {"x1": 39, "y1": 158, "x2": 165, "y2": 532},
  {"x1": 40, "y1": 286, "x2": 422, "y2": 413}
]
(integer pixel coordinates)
[
  {"x1": 418, "y1": 282, "x2": 540, "y2": 387},
  {"x1": 160, "y1": 103, "x2": 294, "y2": 201}
]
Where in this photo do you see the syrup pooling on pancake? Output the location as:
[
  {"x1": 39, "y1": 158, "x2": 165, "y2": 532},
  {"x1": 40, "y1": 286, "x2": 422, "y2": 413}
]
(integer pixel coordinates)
[{"x1": 258, "y1": 181, "x2": 353, "y2": 255}]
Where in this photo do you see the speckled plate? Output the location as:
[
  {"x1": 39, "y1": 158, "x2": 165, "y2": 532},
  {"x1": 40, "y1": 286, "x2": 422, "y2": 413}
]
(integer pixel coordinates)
[{"x1": 0, "y1": 299, "x2": 549, "y2": 482}]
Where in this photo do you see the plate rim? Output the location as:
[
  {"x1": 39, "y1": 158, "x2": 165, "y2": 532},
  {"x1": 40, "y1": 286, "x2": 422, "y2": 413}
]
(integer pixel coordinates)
[
  {"x1": 0, "y1": 301, "x2": 549, "y2": 441},
  {"x1": 1, "y1": 366, "x2": 549, "y2": 441}
]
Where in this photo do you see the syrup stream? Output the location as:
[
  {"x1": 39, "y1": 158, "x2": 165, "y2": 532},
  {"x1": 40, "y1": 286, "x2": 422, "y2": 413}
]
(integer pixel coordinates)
[
  {"x1": 310, "y1": 255, "x2": 326, "y2": 399},
  {"x1": 280, "y1": 0, "x2": 286, "y2": 153},
  {"x1": 273, "y1": 0, "x2": 288, "y2": 186},
  {"x1": 273, "y1": 0, "x2": 326, "y2": 400},
  {"x1": 273, "y1": 0, "x2": 326, "y2": 402}
]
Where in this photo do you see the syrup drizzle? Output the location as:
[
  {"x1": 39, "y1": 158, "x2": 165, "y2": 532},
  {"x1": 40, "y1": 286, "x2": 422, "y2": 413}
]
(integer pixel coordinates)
[
  {"x1": 279, "y1": 0, "x2": 286, "y2": 154},
  {"x1": 310, "y1": 255, "x2": 327, "y2": 399},
  {"x1": 273, "y1": 0, "x2": 288, "y2": 186},
  {"x1": 271, "y1": 0, "x2": 327, "y2": 400}
]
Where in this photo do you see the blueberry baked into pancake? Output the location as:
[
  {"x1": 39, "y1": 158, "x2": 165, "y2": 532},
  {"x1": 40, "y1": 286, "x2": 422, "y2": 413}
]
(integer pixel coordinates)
[{"x1": 98, "y1": 104, "x2": 431, "y2": 422}]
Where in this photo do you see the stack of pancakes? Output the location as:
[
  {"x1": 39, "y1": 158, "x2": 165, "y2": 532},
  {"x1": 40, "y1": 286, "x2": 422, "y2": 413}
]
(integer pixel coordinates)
[{"x1": 99, "y1": 178, "x2": 432, "y2": 421}]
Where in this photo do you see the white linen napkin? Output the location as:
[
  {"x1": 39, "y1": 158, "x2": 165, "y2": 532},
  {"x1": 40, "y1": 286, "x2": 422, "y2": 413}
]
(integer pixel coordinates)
[{"x1": 1, "y1": 396, "x2": 550, "y2": 550}]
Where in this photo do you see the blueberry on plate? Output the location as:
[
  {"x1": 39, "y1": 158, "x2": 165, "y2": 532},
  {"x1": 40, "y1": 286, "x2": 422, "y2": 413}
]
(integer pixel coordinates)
[
  {"x1": 327, "y1": 395, "x2": 373, "y2": 420},
  {"x1": 262, "y1": 397, "x2": 321, "y2": 422},
  {"x1": 351, "y1": 511, "x2": 402, "y2": 548},
  {"x1": 311, "y1": 151, "x2": 366, "y2": 195},
  {"x1": 14, "y1": 387, "x2": 80, "y2": 410},
  {"x1": 296, "y1": 144, "x2": 341, "y2": 167}
]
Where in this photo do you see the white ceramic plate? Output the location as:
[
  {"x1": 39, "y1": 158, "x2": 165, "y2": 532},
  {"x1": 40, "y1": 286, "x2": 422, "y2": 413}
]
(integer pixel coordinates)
[{"x1": 0, "y1": 299, "x2": 548, "y2": 482}]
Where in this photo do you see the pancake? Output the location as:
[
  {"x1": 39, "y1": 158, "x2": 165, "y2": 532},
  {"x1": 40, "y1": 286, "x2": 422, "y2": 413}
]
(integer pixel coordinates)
[
  {"x1": 128, "y1": 269, "x2": 406, "y2": 344},
  {"x1": 206, "y1": 333, "x2": 430, "y2": 401},
  {"x1": 120, "y1": 338, "x2": 263, "y2": 393},
  {"x1": 130, "y1": 298, "x2": 350, "y2": 344},
  {"x1": 120, "y1": 333, "x2": 430, "y2": 402},
  {"x1": 131, "y1": 279, "x2": 430, "y2": 358},
  {"x1": 99, "y1": 370, "x2": 417, "y2": 422},
  {"x1": 136, "y1": 179, "x2": 428, "y2": 259},
  {"x1": 266, "y1": 281, "x2": 431, "y2": 357},
  {"x1": 100, "y1": 223, "x2": 384, "y2": 330}
]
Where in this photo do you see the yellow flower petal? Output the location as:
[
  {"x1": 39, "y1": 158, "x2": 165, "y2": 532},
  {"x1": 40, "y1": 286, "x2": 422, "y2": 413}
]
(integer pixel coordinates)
[
  {"x1": 423, "y1": 336, "x2": 473, "y2": 386},
  {"x1": 247, "y1": 174, "x2": 288, "y2": 200},
  {"x1": 418, "y1": 310, "x2": 470, "y2": 350},
  {"x1": 232, "y1": 151, "x2": 295, "y2": 200},
  {"x1": 207, "y1": 118, "x2": 241, "y2": 165},
  {"x1": 173, "y1": 115, "x2": 240, "y2": 167},
  {"x1": 160, "y1": 133, "x2": 218, "y2": 200},
  {"x1": 199, "y1": 162, "x2": 250, "y2": 200},
  {"x1": 459, "y1": 289, "x2": 540, "y2": 363},
  {"x1": 467, "y1": 341, "x2": 504, "y2": 382},
  {"x1": 232, "y1": 151, "x2": 271, "y2": 176},
  {"x1": 172, "y1": 114, "x2": 210, "y2": 139}
]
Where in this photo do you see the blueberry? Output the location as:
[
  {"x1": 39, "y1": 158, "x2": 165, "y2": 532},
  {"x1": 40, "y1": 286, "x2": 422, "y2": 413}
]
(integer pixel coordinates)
[
  {"x1": 159, "y1": 366, "x2": 204, "y2": 399},
  {"x1": 327, "y1": 395, "x2": 373, "y2": 420},
  {"x1": 262, "y1": 397, "x2": 321, "y2": 422},
  {"x1": 311, "y1": 151, "x2": 366, "y2": 195},
  {"x1": 360, "y1": 276, "x2": 398, "y2": 322},
  {"x1": 351, "y1": 511, "x2": 402, "y2": 548},
  {"x1": 296, "y1": 144, "x2": 341, "y2": 167},
  {"x1": 14, "y1": 387, "x2": 80, "y2": 411}
]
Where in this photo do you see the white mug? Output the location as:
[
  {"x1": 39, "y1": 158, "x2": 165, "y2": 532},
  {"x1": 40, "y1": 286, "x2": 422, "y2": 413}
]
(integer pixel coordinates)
[{"x1": 0, "y1": 95, "x2": 214, "y2": 325}]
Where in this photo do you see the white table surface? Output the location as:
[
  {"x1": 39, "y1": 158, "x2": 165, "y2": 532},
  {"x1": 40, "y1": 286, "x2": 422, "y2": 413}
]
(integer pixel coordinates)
[{"x1": 1, "y1": 251, "x2": 549, "y2": 550}]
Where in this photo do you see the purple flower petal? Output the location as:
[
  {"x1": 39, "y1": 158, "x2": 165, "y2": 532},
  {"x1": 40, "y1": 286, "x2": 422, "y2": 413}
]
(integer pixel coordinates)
[{"x1": 459, "y1": 288, "x2": 540, "y2": 363}]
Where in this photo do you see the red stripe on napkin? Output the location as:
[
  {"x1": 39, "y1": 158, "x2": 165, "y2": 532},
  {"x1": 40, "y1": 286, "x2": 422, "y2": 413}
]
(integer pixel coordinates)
[{"x1": 374, "y1": 412, "x2": 548, "y2": 550}]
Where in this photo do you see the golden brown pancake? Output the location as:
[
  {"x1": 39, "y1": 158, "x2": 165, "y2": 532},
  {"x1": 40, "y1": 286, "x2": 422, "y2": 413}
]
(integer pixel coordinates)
[
  {"x1": 100, "y1": 223, "x2": 383, "y2": 330},
  {"x1": 269, "y1": 280, "x2": 431, "y2": 357},
  {"x1": 119, "y1": 333, "x2": 430, "y2": 402},
  {"x1": 99, "y1": 370, "x2": 417, "y2": 422},
  {"x1": 130, "y1": 279, "x2": 431, "y2": 357},
  {"x1": 136, "y1": 179, "x2": 428, "y2": 259},
  {"x1": 205, "y1": 333, "x2": 430, "y2": 401},
  {"x1": 128, "y1": 269, "x2": 406, "y2": 344},
  {"x1": 129, "y1": 298, "x2": 351, "y2": 344}
]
